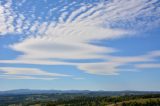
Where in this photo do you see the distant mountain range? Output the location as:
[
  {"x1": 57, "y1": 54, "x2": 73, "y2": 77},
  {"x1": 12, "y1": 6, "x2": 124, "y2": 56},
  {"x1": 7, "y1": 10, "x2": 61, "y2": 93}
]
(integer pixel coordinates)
[
  {"x1": 0, "y1": 89, "x2": 90, "y2": 95},
  {"x1": 0, "y1": 89, "x2": 160, "y2": 96}
]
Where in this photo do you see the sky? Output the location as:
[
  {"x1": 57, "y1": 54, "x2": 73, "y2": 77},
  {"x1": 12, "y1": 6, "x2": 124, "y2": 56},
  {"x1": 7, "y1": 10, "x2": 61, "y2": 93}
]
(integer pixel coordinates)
[{"x1": 0, "y1": 0, "x2": 160, "y2": 91}]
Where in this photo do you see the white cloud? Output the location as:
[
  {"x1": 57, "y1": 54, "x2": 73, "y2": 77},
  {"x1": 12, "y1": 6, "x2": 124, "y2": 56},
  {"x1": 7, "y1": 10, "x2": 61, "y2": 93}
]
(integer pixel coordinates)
[
  {"x1": 77, "y1": 50, "x2": 160, "y2": 75},
  {"x1": 78, "y1": 62, "x2": 119, "y2": 75},
  {"x1": 9, "y1": 27, "x2": 127, "y2": 60},
  {"x1": 0, "y1": 0, "x2": 159, "y2": 35},
  {"x1": 0, "y1": 75, "x2": 57, "y2": 80},
  {"x1": 136, "y1": 64, "x2": 160, "y2": 69},
  {"x1": 0, "y1": 5, "x2": 14, "y2": 35},
  {"x1": 66, "y1": 5, "x2": 88, "y2": 22},
  {"x1": 67, "y1": 0, "x2": 160, "y2": 30},
  {"x1": 0, "y1": 67, "x2": 69, "y2": 77},
  {"x1": 0, "y1": 0, "x2": 29, "y2": 35}
]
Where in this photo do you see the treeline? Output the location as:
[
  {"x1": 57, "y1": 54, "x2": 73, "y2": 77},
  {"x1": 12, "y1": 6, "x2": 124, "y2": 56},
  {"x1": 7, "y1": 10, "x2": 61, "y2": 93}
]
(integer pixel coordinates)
[
  {"x1": 121, "y1": 99, "x2": 160, "y2": 106},
  {"x1": 1, "y1": 94, "x2": 160, "y2": 106},
  {"x1": 41, "y1": 94, "x2": 160, "y2": 106}
]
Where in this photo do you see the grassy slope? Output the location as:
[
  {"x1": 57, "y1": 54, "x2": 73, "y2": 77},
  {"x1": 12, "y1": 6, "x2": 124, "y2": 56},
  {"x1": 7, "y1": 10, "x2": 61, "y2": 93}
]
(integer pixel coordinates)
[{"x1": 108, "y1": 98, "x2": 160, "y2": 106}]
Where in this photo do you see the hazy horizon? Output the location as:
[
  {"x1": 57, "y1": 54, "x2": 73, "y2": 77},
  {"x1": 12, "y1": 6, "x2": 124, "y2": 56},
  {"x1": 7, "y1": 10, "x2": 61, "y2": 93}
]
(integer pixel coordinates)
[{"x1": 1, "y1": 88, "x2": 160, "y2": 92}]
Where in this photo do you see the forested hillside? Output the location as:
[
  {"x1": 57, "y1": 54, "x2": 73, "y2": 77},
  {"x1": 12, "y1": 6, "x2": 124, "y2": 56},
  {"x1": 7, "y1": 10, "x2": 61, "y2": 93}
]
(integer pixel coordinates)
[{"x1": 1, "y1": 93, "x2": 160, "y2": 106}]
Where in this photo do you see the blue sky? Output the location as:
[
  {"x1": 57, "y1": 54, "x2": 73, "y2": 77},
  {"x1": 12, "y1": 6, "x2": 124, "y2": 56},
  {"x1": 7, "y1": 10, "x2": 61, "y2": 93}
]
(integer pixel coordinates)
[{"x1": 0, "y1": 0, "x2": 160, "y2": 91}]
